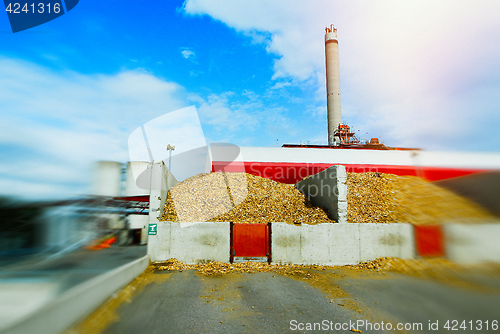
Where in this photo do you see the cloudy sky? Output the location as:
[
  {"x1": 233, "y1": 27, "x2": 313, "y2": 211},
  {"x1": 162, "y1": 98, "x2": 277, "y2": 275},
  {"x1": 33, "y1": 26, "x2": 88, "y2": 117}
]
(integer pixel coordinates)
[{"x1": 1, "y1": 0, "x2": 499, "y2": 199}]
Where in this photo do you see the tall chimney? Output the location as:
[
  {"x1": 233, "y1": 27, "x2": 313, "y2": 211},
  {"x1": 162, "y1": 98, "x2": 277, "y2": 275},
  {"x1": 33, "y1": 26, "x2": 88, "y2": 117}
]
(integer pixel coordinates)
[{"x1": 325, "y1": 24, "x2": 341, "y2": 145}]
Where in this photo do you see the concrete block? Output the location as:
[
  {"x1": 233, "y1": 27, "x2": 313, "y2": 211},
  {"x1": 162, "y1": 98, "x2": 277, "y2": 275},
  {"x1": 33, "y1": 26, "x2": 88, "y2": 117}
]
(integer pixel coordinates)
[
  {"x1": 271, "y1": 222, "x2": 415, "y2": 266},
  {"x1": 444, "y1": 223, "x2": 500, "y2": 264},
  {"x1": 336, "y1": 169, "x2": 347, "y2": 202},
  {"x1": 296, "y1": 165, "x2": 348, "y2": 223},
  {"x1": 398, "y1": 223, "x2": 415, "y2": 259},
  {"x1": 147, "y1": 221, "x2": 172, "y2": 262},
  {"x1": 378, "y1": 224, "x2": 402, "y2": 258},
  {"x1": 271, "y1": 223, "x2": 301, "y2": 265},
  {"x1": 170, "y1": 222, "x2": 230, "y2": 264},
  {"x1": 337, "y1": 200, "x2": 348, "y2": 213},
  {"x1": 337, "y1": 201, "x2": 348, "y2": 224},
  {"x1": 359, "y1": 223, "x2": 416, "y2": 262},
  {"x1": 148, "y1": 222, "x2": 230, "y2": 264},
  {"x1": 272, "y1": 223, "x2": 362, "y2": 266},
  {"x1": 329, "y1": 223, "x2": 360, "y2": 265},
  {"x1": 336, "y1": 167, "x2": 347, "y2": 183},
  {"x1": 359, "y1": 224, "x2": 386, "y2": 262},
  {"x1": 149, "y1": 160, "x2": 163, "y2": 225},
  {"x1": 300, "y1": 224, "x2": 331, "y2": 265},
  {"x1": 148, "y1": 220, "x2": 416, "y2": 266},
  {"x1": 148, "y1": 160, "x2": 177, "y2": 226}
]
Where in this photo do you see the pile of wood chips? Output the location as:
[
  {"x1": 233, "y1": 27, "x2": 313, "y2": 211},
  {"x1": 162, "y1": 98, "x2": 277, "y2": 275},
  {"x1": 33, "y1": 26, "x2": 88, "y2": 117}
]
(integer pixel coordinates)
[
  {"x1": 154, "y1": 257, "x2": 462, "y2": 280},
  {"x1": 160, "y1": 171, "x2": 493, "y2": 225},
  {"x1": 160, "y1": 172, "x2": 332, "y2": 224},
  {"x1": 154, "y1": 258, "x2": 325, "y2": 277},
  {"x1": 345, "y1": 256, "x2": 456, "y2": 273},
  {"x1": 346, "y1": 172, "x2": 493, "y2": 225}
]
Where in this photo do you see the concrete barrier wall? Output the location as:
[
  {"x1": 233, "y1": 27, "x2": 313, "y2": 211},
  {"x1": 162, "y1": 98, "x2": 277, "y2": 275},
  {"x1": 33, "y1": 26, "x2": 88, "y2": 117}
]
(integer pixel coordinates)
[
  {"x1": 444, "y1": 223, "x2": 500, "y2": 264},
  {"x1": 145, "y1": 220, "x2": 499, "y2": 266},
  {"x1": 271, "y1": 223, "x2": 302, "y2": 264},
  {"x1": 327, "y1": 223, "x2": 361, "y2": 265},
  {"x1": 359, "y1": 223, "x2": 414, "y2": 262},
  {"x1": 271, "y1": 222, "x2": 415, "y2": 266},
  {"x1": 1, "y1": 255, "x2": 149, "y2": 334},
  {"x1": 148, "y1": 222, "x2": 230, "y2": 264},
  {"x1": 149, "y1": 160, "x2": 178, "y2": 225},
  {"x1": 295, "y1": 165, "x2": 347, "y2": 223},
  {"x1": 148, "y1": 221, "x2": 415, "y2": 266}
]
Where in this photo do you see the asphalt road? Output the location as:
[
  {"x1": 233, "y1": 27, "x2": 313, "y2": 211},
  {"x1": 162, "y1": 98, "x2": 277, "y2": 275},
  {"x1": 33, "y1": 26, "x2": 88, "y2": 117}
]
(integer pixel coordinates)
[
  {"x1": 102, "y1": 270, "x2": 367, "y2": 334},
  {"x1": 98, "y1": 266, "x2": 500, "y2": 334}
]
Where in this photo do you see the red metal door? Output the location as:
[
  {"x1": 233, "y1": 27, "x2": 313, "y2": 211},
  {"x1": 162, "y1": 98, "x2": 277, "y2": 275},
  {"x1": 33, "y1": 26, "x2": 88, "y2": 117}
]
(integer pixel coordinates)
[
  {"x1": 414, "y1": 225, "x2": 445, "y2": 257},
  {"x1": 231, "y1": 223, "x2": 270, "y2": 263}
]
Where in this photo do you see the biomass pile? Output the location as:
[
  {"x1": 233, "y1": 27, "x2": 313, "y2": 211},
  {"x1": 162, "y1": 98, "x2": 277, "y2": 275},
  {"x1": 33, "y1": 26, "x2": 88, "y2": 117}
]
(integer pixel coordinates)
[
  {"x1": 153, "y1": 257, "x2": 458, "y2": 277},
  {"x1": 347, "y1": 172, "x2": 494, "y2": 225},
  {"x1": 154, "y1": 258, "x2": 325, "y2": 277},
  {"x1": 160, "y1": 172, "x2": 332, "y2": 224},
  {"x1": 160, "y1": 171, "x2": 493, "y2": 225}
]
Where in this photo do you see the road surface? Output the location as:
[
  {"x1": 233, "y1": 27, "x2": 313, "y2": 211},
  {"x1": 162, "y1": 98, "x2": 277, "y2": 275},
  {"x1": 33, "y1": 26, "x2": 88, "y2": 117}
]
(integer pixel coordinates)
[{"x1": 75, "y1": 264, "x2": 500, "y2": 334}]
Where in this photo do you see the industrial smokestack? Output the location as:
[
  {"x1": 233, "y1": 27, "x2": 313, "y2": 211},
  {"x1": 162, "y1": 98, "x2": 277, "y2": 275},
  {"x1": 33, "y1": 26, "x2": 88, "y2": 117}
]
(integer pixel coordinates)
[{"x1": 325, "y1": 24, "x2": 341, "y2": 145}]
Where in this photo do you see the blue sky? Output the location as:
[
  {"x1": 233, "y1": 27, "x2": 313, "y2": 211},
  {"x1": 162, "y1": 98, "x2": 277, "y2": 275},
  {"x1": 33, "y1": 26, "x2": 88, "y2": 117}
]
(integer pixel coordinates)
[{"x1": 1, "y1": 0, "x2": 500, "y2": 199}]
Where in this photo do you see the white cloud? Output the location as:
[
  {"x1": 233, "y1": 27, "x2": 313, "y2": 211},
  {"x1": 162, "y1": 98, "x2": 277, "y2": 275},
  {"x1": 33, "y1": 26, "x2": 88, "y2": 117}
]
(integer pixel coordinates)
[
  {"x1": 183, "y1": 0, "x2": 500, "y2": 151},
  {"x1": 0, "y1": 58, "x2": 298, "y2": 199},
  {"x1": 180, "y1": 48, "x2": 196, "y2": 60},
  {"x1": 181, "y1": 50, "x2": 194, "y2": 59},
  {"x1": 270, "y1": 81, "x2": 291, "y2": 90},
  {"x1": 197, "y1": 92, "x2": 259, "y2": 132},
  {"x1": 0, "y1": 58, "x2": 189, "y2": 199},
  {"x1": 195, "y1": 89, "x2": 301, "y2": 147},
  {"x1": 183, "y1": 0, "x2": 333, "y2": 81}
]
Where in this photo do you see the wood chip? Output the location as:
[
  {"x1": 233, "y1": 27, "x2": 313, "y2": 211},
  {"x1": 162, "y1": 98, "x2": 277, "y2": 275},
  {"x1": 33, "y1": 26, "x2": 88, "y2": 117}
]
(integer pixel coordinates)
[
  {"x1": 160, "y1": 172, "x2": 332, "y2": 224},
  {"x1": 154, "y1": 258, "x2": 326, "y2": 277},
  {"x1": 160, "y1": 171, "x2": 493, "y2": 225},
  {"x1": 346, "y1": 172, "x2": 493, "y2": 225}
]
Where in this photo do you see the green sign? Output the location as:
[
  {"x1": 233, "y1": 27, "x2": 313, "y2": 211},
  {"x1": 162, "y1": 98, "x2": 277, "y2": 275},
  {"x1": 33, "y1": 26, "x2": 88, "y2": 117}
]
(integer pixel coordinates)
[{"x1": 148, "y1": 224, "x2": 157, "y2": 235}]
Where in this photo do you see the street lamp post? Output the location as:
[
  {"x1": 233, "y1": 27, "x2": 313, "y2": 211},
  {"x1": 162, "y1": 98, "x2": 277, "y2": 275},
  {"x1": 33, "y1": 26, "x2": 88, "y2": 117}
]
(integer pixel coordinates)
[{"x1": 166, "y1": 144, "x2": 175, "y2": 172}]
